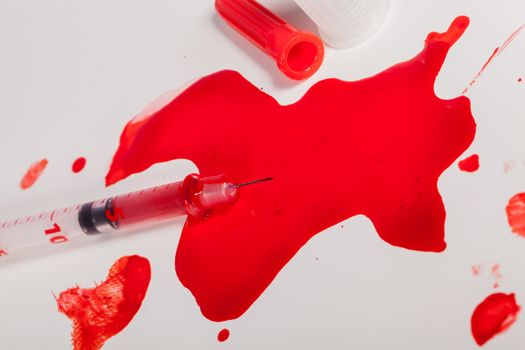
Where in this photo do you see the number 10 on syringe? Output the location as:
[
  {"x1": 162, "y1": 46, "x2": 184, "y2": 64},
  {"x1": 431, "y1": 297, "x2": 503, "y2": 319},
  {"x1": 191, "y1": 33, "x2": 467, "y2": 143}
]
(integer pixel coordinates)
[{"x1": 0, "y1": 173, "x2": 271, "y2": 260}]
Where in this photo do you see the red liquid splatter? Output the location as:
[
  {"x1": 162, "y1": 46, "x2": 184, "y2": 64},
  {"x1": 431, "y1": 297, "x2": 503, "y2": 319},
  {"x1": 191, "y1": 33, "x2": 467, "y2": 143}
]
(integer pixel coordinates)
[
  {"x1": 56, "y1": 255, "x2": 151, "y2": 350},
  {"x1": 20, "y1": 158, "x2": 48, "y2": 190},
  {"x1": 217, "y1": 328, "x2": 230, "y2": 342},
  {"x1": 458, "y1": 154, "x2": 479, "y2": 172},
  {"x1": 503, "y1": 159, "x2": 516, "y2": 173},
  {"x1": 471, "y1": 264, "x2": 502, "y2": 288},
  {"x1": 463, "y1": 23, "x2": 525, "y2": 94},
  {"x1": 72, "y1": 157, "x2": 87, "y2": 173},
  {"x1": 106, "y1": 17, "x2": 476, "y2": 321},
  {"x1": 471, "y1": 293, "x2": 520, "y2": 346},
  {"x1": 506, "y1": 193, "x2": 525, "y2": 237},
  {"x1": 491, "y1": 264, "x2": 502, "y2": 289}
]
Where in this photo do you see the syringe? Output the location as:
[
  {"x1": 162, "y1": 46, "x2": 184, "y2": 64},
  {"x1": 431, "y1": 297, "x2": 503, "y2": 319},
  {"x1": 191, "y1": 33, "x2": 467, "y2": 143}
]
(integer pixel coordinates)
[{"x1": 0, "y1": 173, "x2": 271, "y2": 261}]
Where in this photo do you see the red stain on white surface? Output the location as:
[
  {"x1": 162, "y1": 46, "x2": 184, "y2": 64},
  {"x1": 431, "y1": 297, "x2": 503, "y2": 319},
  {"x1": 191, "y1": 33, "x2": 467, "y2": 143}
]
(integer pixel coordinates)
[
  {"x1": 56, "y1": 255, "x2": 151, "y2": 350},
  {"x1": 217, "y1": 328, "x2": 230, "y2": 342},
  {"x1": 463, "y1": 24, "x2": 525, "y2": 94},
  {"x1": 20, "y1": 159, "x2": 48, "y2": 190},
  {"x1": 458, "y1": 154, "x2": 480, "y2": 172},
  {"x1": 503, "y1": 159, "x2": 517, "y2": 173},
  {"x1": 506, "y1": 193, "x2": 525, "y2": 237},
  {"x1": 471, "y1": 293, "x2": 520, "y2": 346},
  {"x1": 72, "y1": 157, "x2": 87, "y2": 173},
  {"x1": 491, "y1": 264, "x2": 502, "y2": 289}
]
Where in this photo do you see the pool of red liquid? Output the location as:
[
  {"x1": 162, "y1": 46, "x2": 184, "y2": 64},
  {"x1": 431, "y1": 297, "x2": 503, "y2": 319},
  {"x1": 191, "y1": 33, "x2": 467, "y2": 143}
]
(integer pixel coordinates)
[{"x1": 106, "y1": 16, "x2": 476, "y2": 322}]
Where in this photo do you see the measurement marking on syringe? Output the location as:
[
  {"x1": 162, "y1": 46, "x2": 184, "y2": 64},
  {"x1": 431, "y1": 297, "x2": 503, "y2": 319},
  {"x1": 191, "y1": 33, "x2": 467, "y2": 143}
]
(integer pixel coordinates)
[
  {"x1": 45, "y1": 223, "x2": 61, "y2": 235},
  {"x1": 44, "y1": 223, "x2": 68, "y2": 245}
]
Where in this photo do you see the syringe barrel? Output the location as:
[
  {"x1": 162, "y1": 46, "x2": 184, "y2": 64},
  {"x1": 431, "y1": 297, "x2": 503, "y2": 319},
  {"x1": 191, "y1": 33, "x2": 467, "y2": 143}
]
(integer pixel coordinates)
[
  {"x1": 80, "y1": 173, "x2": 238, "y2": 233},
  {"x1": 79, "y1": 182, "x2": 188, "y2": 234},
  {"x1": 0, "y1": 205, "x2": 86, "y2": 259}
]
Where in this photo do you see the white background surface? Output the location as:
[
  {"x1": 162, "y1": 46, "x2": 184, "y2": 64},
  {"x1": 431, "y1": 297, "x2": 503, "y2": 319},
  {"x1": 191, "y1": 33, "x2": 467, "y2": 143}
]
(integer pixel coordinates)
[{"x1": 1, "y1": 0, "x2": 525, "y2": 349}]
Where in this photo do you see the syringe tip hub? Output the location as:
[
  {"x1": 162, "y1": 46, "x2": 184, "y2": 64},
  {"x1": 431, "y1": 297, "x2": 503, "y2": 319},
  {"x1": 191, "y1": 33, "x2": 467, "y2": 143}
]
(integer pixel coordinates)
[{"x1": 183, "y1": 174, "x2": 239, "y2": 218}]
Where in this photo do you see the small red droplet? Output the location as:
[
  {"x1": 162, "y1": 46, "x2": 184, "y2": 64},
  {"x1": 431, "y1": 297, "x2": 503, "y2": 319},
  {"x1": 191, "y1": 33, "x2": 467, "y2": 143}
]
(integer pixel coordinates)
[
  {"x1": 72, "y1": 157, "x2": 87, "y2": 173},
  {"x1": 458, "y1": 154, "x2": 480, "y2": 172},
  {"x1": 20, "y1": 159, "x2": 48, "y2": 190},
  {"x1": 217, "y1": 328, "x2": 230, "y2": 342},
  {"x1": 518, "y1": 77, "x2": 523, "y2": 83},
  {"x1": 472, "y1": 265, "x2": 481, "y2": 276}
]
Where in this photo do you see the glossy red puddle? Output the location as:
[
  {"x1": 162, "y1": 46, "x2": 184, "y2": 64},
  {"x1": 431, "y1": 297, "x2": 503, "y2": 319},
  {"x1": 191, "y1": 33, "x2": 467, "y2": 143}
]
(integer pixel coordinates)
[
  {"x1": 106, "y1": 17, "x2": 476, "y2": 321},
  {"x1": 72, "y1": 157, "x2": 87, "y2": 173},
  {"x1": 506, "y1": 193, "x2": 525, "y2": 237},
  {"x1": 217, "y1": 328, "x2": 230, "y2": 342},
  {"x1": 471, "y1": 293, "x2": 520, "y2": 346},
  {"x1": 56, "y1": 255, "x2": 151, "y2": 350},
  {"x1": 458, "y1": 154, "x2": 479, "y2": 172},
  {"x1": 20, "y1": 159, "x2": 48, "y2": 190}
]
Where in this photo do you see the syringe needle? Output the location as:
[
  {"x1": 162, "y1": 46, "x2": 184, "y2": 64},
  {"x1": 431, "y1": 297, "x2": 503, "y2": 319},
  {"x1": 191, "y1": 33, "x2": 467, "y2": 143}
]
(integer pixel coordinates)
[
  {"x1": 232, "y1": 177, "x2": 273, "y2": 188},
  {"x1": 0, "y1": 174, "x2": 274, "y2": 261}
]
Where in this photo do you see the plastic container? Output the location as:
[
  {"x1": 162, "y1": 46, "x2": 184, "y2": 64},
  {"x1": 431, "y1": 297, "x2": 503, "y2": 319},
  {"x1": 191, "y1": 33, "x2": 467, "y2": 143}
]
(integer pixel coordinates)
[
  {"x1": 294, "y1": 0, "x2": 390, "y2": 49},
  {"x1": 216, "y1": 0, "x2": 324, "y2": 80}
]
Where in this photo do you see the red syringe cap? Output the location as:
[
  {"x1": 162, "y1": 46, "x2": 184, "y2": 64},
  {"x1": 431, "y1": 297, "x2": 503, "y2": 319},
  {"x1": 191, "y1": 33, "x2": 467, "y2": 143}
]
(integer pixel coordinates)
[{"x1": 216, "y1": 0, "x2": 324, "y2": 80}]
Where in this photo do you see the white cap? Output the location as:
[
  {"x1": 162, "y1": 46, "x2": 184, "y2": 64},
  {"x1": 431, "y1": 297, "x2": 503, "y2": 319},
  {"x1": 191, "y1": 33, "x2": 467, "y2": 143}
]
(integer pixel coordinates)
[{"x1": 294, "y1": 0, "x2": 390, "y2": 49}]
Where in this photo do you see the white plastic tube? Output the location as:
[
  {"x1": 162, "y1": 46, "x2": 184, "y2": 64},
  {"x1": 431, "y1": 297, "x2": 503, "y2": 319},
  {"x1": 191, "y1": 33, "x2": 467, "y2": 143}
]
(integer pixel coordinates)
[{"x1": 294, "y1": 0, "x2": 390, "y2": 49}]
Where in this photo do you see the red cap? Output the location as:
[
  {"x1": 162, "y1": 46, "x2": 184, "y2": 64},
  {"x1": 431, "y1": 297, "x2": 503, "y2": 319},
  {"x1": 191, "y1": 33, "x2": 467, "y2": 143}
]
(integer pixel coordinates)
[{"x1": 216, "y1": 0, "x2": 324, "y2": 80}]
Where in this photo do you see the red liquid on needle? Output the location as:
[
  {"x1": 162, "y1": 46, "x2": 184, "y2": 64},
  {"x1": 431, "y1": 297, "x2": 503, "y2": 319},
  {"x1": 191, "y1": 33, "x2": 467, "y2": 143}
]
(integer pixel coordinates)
[{"x1": 106, "y1": 17, "x2": 476, "y2": 321}]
